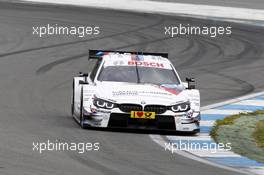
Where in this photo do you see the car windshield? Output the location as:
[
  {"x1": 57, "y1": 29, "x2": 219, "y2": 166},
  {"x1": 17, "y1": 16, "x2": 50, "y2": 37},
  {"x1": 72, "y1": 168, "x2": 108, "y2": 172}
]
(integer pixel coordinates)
[{"x1": 97, "y1": 66, "x2": 180, "y2": 85}]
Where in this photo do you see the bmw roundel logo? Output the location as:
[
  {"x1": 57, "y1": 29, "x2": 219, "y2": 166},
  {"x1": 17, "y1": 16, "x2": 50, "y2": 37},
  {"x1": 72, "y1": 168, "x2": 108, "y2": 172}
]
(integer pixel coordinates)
[{"x1": 141, "y1": 101, "x2": 146, "y2": 105}]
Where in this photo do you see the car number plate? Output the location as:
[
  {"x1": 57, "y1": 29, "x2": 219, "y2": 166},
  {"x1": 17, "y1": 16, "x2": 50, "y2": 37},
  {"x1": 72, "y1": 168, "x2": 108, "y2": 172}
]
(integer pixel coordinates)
[{"x1": 130, "y1": 111, "x2": 156, "y2": 119}]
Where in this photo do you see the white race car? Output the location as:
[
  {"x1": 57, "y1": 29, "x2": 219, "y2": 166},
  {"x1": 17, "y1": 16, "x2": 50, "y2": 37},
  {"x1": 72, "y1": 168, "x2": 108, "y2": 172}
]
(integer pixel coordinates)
[{"x1": 71, "y1": 50, "x2": 200, "y2": 134}]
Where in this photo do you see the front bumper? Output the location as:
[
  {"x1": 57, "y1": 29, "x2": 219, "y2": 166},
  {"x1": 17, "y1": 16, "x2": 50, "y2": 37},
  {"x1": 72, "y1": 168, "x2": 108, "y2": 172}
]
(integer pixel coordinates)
[{"x1": 83, "y1": 108, "x2": 200, "y2": 132}]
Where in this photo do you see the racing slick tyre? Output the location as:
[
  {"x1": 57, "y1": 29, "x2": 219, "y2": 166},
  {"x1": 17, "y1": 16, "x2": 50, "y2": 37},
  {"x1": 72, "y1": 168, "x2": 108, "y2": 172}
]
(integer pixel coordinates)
[
  {"x1": 79, "y1": 86, "x2": 89, "y2": 129},
  {"x1": 71, "y1": 80, "x2": 74, "y2": 116}
]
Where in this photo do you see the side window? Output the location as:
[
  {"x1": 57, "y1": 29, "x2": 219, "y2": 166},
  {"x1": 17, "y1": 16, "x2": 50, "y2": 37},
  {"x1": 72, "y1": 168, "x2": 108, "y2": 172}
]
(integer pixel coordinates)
[{"x1": 90, "y1": 60, "x2": 102, "y2": 81}]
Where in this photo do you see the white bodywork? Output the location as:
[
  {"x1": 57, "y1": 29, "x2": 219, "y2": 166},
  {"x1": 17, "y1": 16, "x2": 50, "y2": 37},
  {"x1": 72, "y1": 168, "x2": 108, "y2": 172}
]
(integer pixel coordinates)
[{"x1": 72, "y1": 51, "x2": 200, "y2": 133}]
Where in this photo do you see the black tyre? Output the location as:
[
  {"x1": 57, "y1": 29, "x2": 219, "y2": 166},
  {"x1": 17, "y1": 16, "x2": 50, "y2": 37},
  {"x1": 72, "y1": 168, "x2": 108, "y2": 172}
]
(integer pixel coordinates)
[
  {"x1": 71, "y1": 80, "x2": 74, "y2": 116},
  {"x1": 79, "y1": 86, "x2": 88, "y2": 129},
  {"x1": 187, "y1": 129, "x2": 200, "y2": 136}
]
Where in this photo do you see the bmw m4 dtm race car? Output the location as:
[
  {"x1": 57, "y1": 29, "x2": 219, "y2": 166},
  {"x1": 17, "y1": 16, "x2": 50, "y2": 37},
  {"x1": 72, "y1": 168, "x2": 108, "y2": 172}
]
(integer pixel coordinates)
[{"x1": 71, "y1": 50, "x2": 200, "y2": 134}]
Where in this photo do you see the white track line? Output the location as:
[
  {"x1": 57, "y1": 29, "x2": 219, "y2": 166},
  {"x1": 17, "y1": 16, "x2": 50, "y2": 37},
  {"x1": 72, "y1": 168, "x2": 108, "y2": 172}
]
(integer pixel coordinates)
[
  {"x1": 235, "y1": 100, "x2": 264, "y2": 106},
  {"x1": 200, "y1": 120, "x2": 215, "y2": 127},
  {"x1": 202, "y1": 91, "x2": 264, "y2": 110},
  {"x1": 202, "y1": 109, "x2": 251, "y2": 115},
  {"x1": 191, "y1": 150, "x2": 242, "y2": 158},
  {"x1": 167, "y1": 135, "x2": 212, "y2": 141}
]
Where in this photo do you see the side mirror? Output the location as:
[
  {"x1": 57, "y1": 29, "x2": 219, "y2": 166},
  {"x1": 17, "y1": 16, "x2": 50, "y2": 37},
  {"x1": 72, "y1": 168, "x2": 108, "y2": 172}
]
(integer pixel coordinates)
[
  {"x1": 79, "y1": 80, "x2": 88, "y2": 85},
  {"x1": 185, "y1": 77, "x2": 195, "y2": 89},
  {"x1": 186, "y1": 77, "x2": 195, "y2": 82},
  {"x1": 79, "y1": 72, "x2": 89, "y2": 84},
  {"x1": 79, "y1": 72, "x2": 88, "y2": 77}
]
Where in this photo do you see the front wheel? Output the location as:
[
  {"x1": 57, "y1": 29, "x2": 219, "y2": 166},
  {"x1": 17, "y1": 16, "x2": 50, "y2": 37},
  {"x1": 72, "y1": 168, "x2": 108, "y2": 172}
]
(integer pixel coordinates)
[
  {"x1": 187, "y1": 129, "x2": 200, "y2": 136},
  {"x1": 71, "y1": 80, "x2": 75, "y2": 116},
  {"x1": 79, "y1": 87, "x2": 89, "y2": 129}
]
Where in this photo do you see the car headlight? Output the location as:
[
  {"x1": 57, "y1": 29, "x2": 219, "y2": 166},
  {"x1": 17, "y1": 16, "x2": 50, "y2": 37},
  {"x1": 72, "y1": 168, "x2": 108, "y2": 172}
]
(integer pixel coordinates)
[
  {"x1": 171, "y1": 102, "x2": 190, "y2": 112},
  {"x1": 93, "y1": 97, "x2": 116, "y2": 109}
]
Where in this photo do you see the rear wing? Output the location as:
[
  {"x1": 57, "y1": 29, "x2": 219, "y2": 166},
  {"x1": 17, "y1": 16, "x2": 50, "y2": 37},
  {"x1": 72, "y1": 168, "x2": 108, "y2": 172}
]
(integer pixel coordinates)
[{"x1": 88, "y1": 50, "x2": 168, "y2": 60}]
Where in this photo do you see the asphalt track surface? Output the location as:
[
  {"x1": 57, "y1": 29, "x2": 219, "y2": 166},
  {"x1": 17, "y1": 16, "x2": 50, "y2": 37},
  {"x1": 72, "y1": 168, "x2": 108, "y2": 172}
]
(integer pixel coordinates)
[
  {"x1": 150, "y1": 0, "x2": 264, "y2": 9},
  {"x1": 0, "y1": 2, "x2": 264, "y2": 175}
]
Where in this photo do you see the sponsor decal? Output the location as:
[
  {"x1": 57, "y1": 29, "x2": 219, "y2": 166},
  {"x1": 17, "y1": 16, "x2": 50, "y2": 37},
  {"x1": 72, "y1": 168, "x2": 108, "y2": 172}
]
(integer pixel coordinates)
[
  {"x1": 160, "y1": 86, "x2": 180, "y2": 95},
  {"x1": 96, "y1": 51, "x2": 110, "y2": 57},
  {"x1": 131, "y1": 54, "x2": 144, "y2": 61},
  {"x1": 112, "y1": 91, "x2": 138, "y2": 96},
  {"x1": 154, "y1": 84, "x2": 183, "y2": 96},
  {"x1": 149, "y1": 56, "x2": 166, "y2": 61},
  {"x1": 112, "y1": 90, "x2": 171, "y2": 97},
  {"x1": 96, "y1": 51, "x2": 104, "y2": 56},
  {"x1": 130, "y1": 111, "x2": 156, "y2": 119},
  {"x1": 113, "y1": 60, "x2": 125, "y2": 66},
  {"x1": 128, "y1": 60, "x2": 164, "y2": 68}
]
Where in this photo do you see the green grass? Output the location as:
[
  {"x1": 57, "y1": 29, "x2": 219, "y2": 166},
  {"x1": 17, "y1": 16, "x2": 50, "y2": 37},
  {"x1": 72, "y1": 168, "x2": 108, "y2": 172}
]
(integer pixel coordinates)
[
  {"x1": 210, "y1": 113, "x2": 245, "y2": 140},
  {"x1": 253, "y1": 120, "x2": 264, "y2": 148},
  {"x1": 210, "y1": 110, "x2": 264, "y2": 163},
  {"x1": 210, "y1": 110, "x2": 264, "y2": 142}
]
